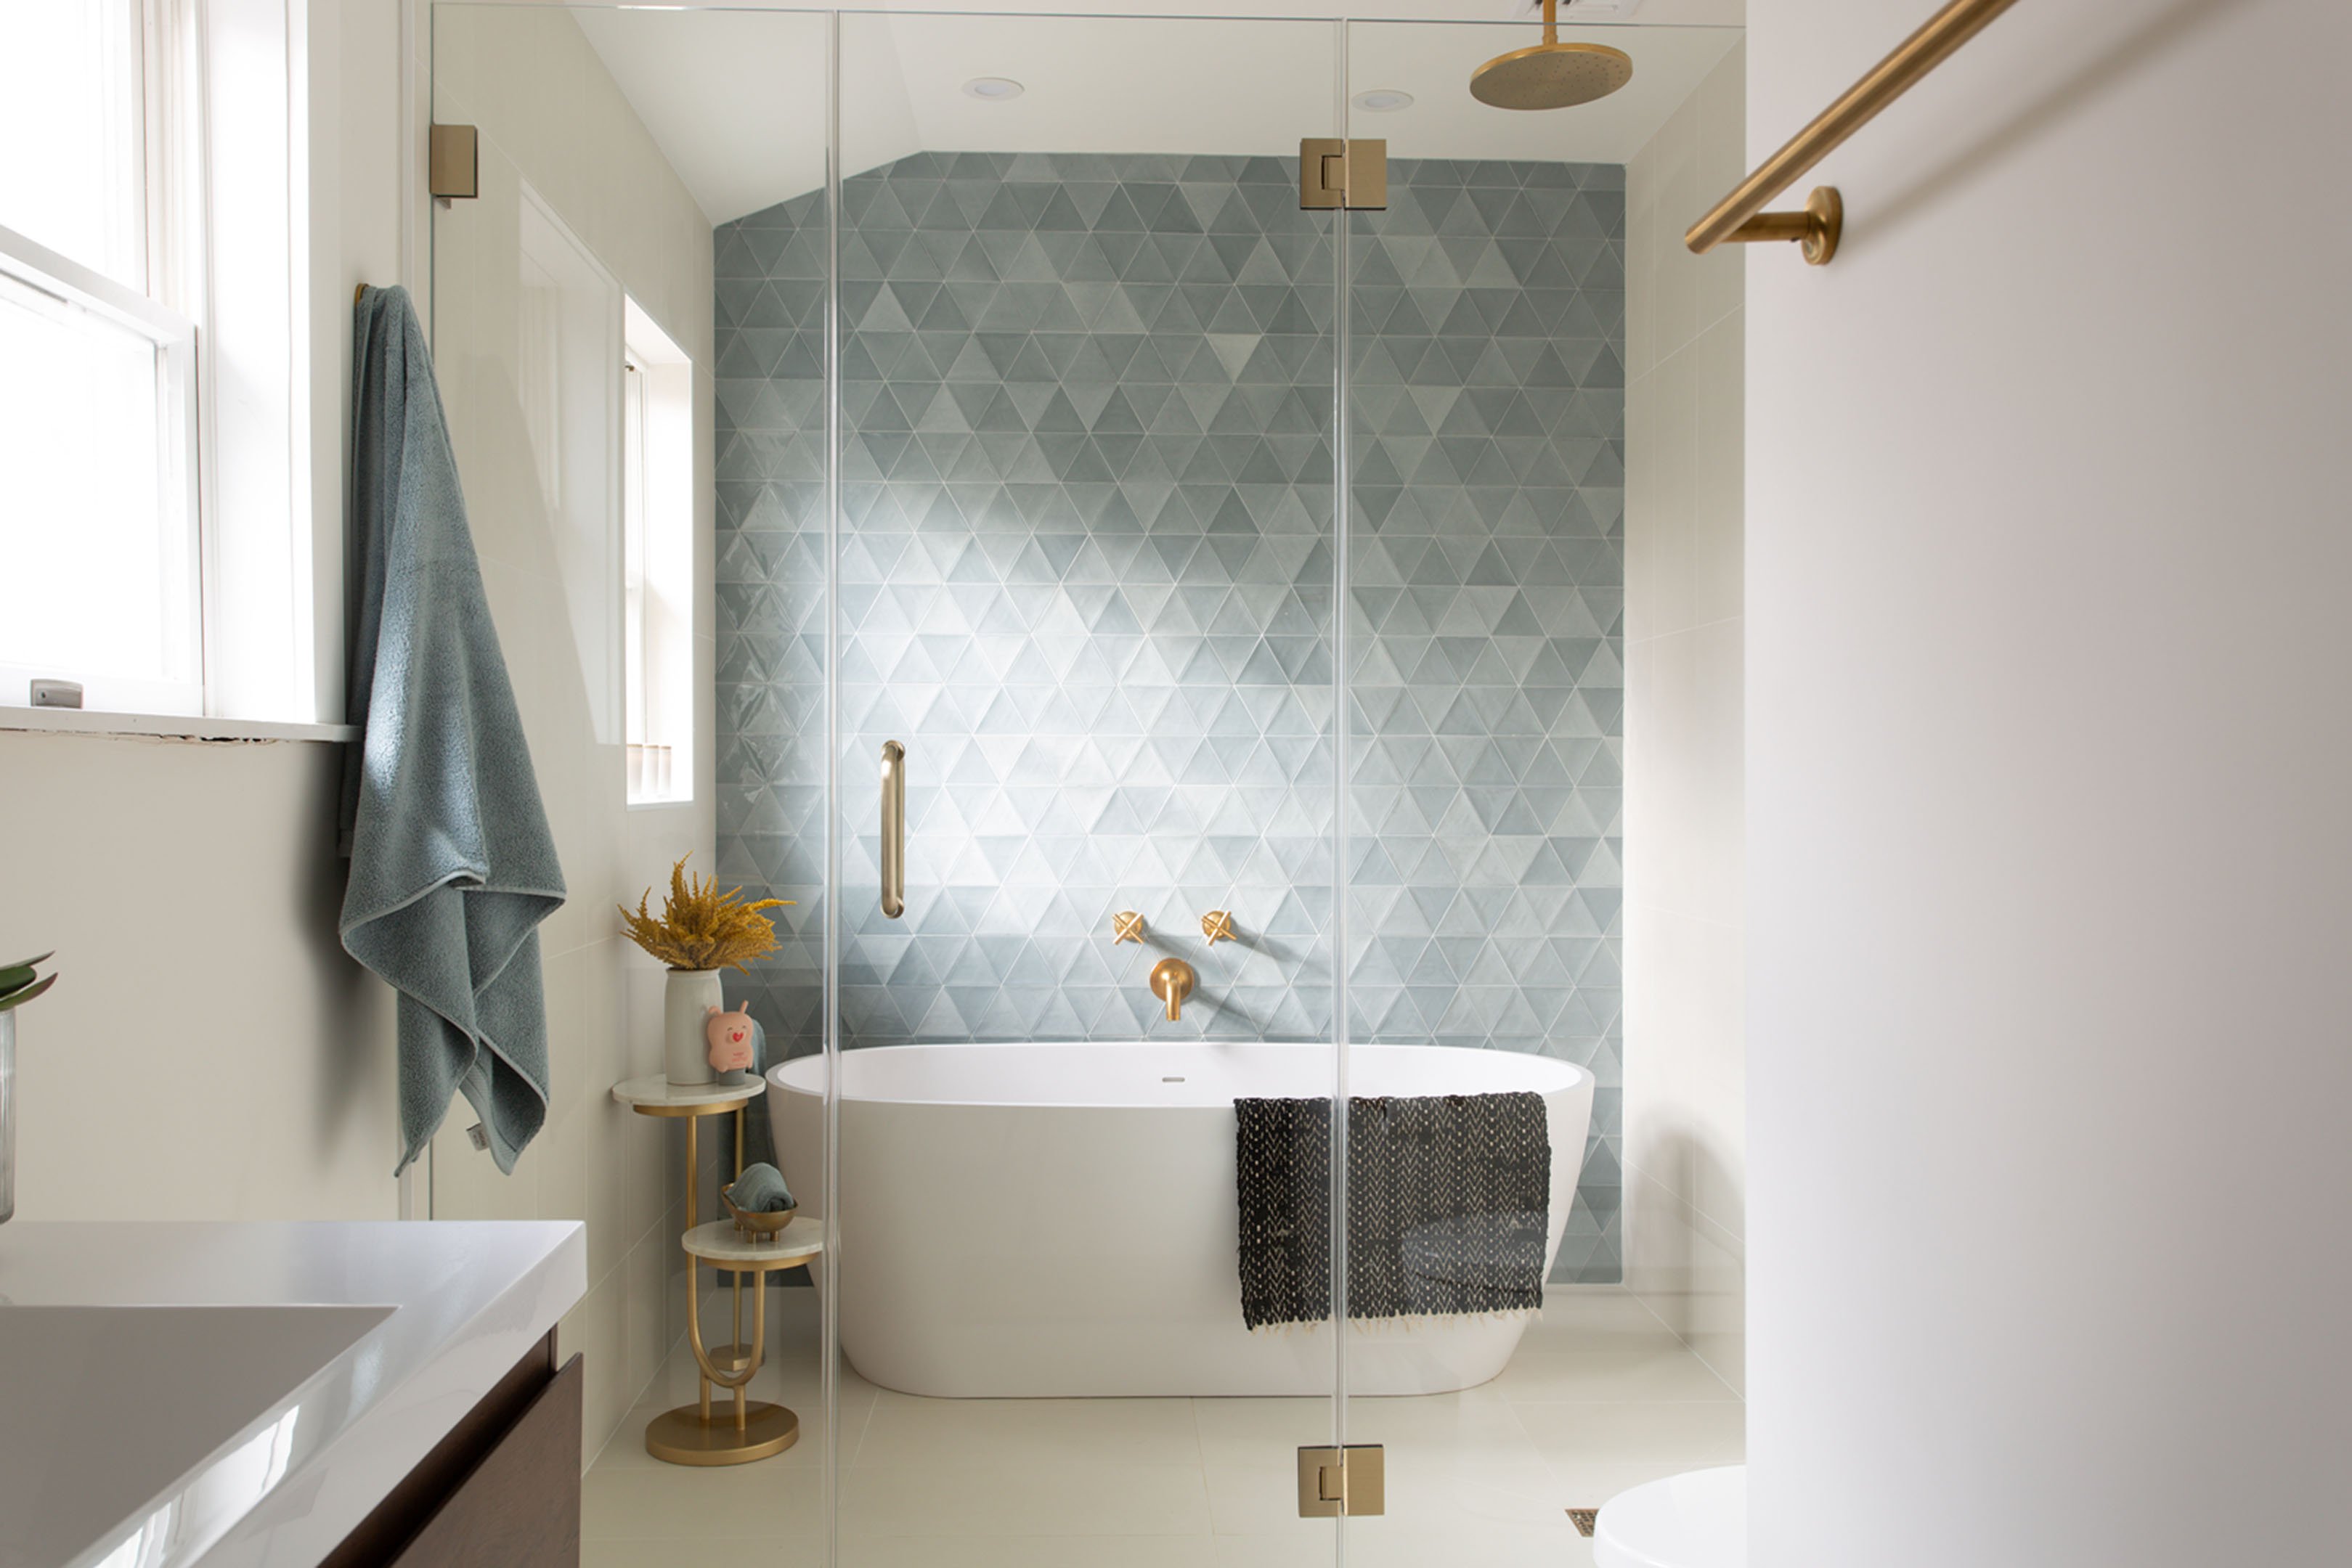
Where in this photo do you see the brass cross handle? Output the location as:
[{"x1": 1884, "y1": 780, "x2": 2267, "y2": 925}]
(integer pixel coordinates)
[
  {"x1": 1201, "y1": 910, "x2": 1236, "y2": 944},
  {"x1": 1112, "y1": 911, "x2": 1146, "y2": 944}
]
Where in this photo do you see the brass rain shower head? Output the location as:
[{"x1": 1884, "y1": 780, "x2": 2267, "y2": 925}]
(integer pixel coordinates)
[{"x1": 1470, "y1": 0, "x2": 1633, "y2": 112}]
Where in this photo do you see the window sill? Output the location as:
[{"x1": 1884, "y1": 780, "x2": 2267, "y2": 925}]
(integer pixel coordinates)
[{"x1": 0, "y1": 707, "x2": 357, "y2": 744}]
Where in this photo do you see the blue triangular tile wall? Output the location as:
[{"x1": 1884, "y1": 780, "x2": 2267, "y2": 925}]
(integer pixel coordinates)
[{"x1": 715, "y1": 152, "x2": 1624, "y2": 1282}]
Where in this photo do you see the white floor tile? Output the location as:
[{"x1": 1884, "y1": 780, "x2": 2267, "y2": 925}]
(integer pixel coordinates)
[
  {"x1": 581, "y1": 1463, "x2": 821, "y2": 1540},
  {"x1": 1208, "y1": 1534, "x2": 1342, "y2": 1568},
  {"x1": 1203, "y1": 1461, "x2": 1310, "y2": 1537},
  {"x1": 580, "y1": 1292, "x2": 1743, "y2": 1558},
  {"x1": 841, "y1": 1460, "x2": 1213, "y2": 1538},
  {"x1": 1493, "y1": 1342, "x2": 1742, "y2": 1403},
  {"x1": 1344, "y1": 1518, "x2": 1592, "y2": 1568},
  {"x1": 845, "y1": 1535, "x2": 1219, "y2": 1568},
  {"x1": 1193, "y1": 1397, "x2": 1339, "y2": 1469},
  {"x1": 858, "y1": 1390, "x2": 1205, "y2": 1469},
  {"x1": 1517, "y1": 1399, "x2": 1748, "y2": 1469}
]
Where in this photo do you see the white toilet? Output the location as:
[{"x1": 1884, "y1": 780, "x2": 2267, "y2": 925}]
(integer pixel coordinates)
[{"x1": 1593, "y1": 1465, "x2": 1746, "y2": 1568}]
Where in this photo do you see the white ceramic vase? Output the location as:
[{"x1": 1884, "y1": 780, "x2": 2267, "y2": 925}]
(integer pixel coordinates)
[{"x1": 664, "y1": 968, "x2": 725, "y2": 1087}]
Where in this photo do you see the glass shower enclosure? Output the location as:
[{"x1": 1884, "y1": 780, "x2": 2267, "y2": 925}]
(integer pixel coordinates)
[{"x1": 428, "y1": 7, "x2": 1729, "y2": 1560}]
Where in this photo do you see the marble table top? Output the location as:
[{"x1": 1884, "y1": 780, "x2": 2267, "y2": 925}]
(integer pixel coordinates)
[
  {"x1": 611, "y1": 1071, "x2": 765, "y2": 1114},
  {"x1": 680, "y1": 1217, "x2": 824, "y2": 1270}
]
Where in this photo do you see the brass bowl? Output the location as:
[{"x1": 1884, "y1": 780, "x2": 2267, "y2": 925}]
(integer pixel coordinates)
[{"x1": 719, "y1": 1184, "x2": 799, "y2": 1241}]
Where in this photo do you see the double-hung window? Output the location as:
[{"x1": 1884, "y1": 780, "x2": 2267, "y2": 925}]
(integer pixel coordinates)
[{"x1": 0, "y1": 0, "x2": 205, "y2": 716}]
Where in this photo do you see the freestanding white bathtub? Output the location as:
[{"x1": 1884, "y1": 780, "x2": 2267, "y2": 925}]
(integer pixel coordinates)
[{"x1": 768, "y1": 1041, "x2": 1593, "y2": 1397}]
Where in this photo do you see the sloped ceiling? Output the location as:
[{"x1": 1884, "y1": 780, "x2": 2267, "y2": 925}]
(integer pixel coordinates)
[{"x1": 573, "y1": 6, "x2": 1740, "y2": 226}]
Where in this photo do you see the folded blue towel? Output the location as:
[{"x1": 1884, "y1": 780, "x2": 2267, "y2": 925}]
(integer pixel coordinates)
[
  {"x1": 339, "y1": 285, "x2": 566, "y2": 1177},
  {"x1": 730, "y1": 1163, "x2": 795, "y2": 1213}
]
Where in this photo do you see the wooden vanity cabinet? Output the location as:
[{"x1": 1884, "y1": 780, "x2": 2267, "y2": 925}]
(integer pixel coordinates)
[{"x1": 320, "y1": 1332, "x2": 582, "y2": 1568}]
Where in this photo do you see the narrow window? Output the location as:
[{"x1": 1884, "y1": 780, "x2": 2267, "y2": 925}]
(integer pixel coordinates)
[
  {"x1": 622, "y1": 299, "x2": 693, "y2": 804},
  {"x1": 0, "y1": 0, "x2": 202, "y2": 715}
]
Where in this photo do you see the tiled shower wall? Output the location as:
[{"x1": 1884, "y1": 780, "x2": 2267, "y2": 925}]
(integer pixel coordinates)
[{"x1": 715, "y1": 152, "x2": 1625, "y2": 1278}]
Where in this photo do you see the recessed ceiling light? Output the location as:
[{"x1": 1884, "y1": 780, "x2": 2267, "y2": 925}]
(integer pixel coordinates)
[
  {"x1": 1353, "y1": 89, "x2": 1415, "y2": 113},
  {"x1": 963, "y1": 77, "x2": 1024, "y2": 101}
]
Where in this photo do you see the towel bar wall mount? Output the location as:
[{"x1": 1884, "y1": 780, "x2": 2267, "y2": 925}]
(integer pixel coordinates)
[{"x1": 1686, "y1": 0, "x2": 2022, "y2": 266}]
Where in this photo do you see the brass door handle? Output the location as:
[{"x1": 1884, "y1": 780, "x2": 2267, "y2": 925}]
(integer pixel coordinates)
[{"x1": 879, "y1": 740, "x2": 905, "y2": 919}]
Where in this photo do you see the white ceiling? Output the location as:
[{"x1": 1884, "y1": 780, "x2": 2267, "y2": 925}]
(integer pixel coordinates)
[{"x1": 570, "y1": 6, "x2": 1741, "y2": 226}]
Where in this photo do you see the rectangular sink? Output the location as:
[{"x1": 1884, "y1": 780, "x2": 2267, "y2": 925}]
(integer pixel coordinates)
[{"x1": 0, "y1": 1304, "x2": 394, "y2": 1568}]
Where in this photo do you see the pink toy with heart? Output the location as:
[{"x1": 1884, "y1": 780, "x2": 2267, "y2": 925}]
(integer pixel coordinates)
[{"x1": 705, "y1": 1004, "x2": 757, "y2": 1073}]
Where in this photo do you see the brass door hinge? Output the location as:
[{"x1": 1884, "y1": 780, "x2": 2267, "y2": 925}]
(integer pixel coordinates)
[
  {"x1": 430, "y1": 124, "x2": 479, "y2": 200},
  {"x1": 1297, "y1": 1444, "x2": 1385, "y2": 1516},
  {"x1": 1300, "y1": 139, "x2": 1387, "y2": 211}
]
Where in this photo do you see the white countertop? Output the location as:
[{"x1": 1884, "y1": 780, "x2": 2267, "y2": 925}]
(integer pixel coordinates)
[{"x1": 0, "y1": 1220, "x2": 586, "y2": 1568}]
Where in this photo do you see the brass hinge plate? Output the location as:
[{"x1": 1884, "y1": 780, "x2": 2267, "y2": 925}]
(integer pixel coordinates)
[
  {"x1": 430, "y1": 123, "x2": 479, "y2": 200},
  {"x1": 1299, "y1": 139, "x2": 1388, "y2": 211},
  {"x1": 1297, "y1": 1444, "x2": 1385, "y2": 1516}
]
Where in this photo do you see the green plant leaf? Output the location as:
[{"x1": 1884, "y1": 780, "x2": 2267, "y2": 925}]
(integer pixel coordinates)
[
  {"x1": 0, "y1": 952, "x2": 54, "y2": 974},
  {"x1": 0, "y1": 972, "x2": 56, "y2": 1013}
]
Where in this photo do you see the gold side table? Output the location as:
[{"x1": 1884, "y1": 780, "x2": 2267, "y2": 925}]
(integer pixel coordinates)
[
  {"x1": 610, "y1": 1071, "x2": 767, "y2": 1372},
  {"x1": 643, "y1": 1217, "x2": 824, "y2": 1466}
]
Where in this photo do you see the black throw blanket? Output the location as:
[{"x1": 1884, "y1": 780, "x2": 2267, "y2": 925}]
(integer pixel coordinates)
[{"x1": 1235, "y1": 1093, "x2": 1551, "y2": 1330}]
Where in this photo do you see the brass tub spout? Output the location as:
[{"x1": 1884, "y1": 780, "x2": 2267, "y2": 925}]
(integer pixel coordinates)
[{"x1": 1149, "y1": 958, "x2": 1196, "y2": 1022}]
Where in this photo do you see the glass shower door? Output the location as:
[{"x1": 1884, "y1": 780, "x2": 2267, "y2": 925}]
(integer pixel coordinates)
[
  {"x1": 1330, "y1": 17, "x2": 1687, "y2": 1564},
  {"x1": 431, "y1": 0, "x2": 839, "y2": 1519},
  {"x1": 817, "y1": 12, "x2": 1349, "y2": 1564}
]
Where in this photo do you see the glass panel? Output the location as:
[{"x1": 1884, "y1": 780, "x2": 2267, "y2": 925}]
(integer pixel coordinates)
[
  {"x1": 428, "y1": 6, "x2": 833, "y2": 1523},
  {"x1": 624, "y1": 297, "x2": 696, "y2": 804},
  {"x1": 426, "y1": 8, "x2": 1741, "y2": 1559},
  {"x1": 1338, "y1": 17, "x2": 1737, "y2": 1560},
  {"x1": 0, "y1": 0, "x2": 147, "y2": 290},
  {"x1": 823, "y1": 12, "x2": 1343, "y2": 1563},
  {"x1": 0, "y1": 266, "x2": 193, "y2": 711}
]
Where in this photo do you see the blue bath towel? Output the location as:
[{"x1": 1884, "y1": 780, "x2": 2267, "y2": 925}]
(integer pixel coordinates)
[
  {"x1": 728, "y1": 1163, "x2": 795, "y2": 1214},
  {"x1": 340, "y1": 285, "x2": 566, "y2": 1177}
]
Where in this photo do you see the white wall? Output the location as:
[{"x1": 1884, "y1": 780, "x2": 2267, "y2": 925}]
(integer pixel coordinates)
[
  {"x1": 1746, "y1": 1, "x2": 2352, "y2": 1562},
  {"x1": 1623, "y1": 41, "x2": 1746, "y2": 1392},
  {"x1": 0, "y1": 731, "x2": 399, "y2": 1218},
  {"x1": 426, "y1": 4, "x2": 719, "y2": 1467}
]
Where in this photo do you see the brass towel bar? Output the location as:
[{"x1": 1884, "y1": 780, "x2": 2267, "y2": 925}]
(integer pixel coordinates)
[
  {"x1": 879, "y1": 740, "x2": 906, "y2": 920},
  {"x1": 1685, "y1": 0, "x2": 2022, "y2": 265}
]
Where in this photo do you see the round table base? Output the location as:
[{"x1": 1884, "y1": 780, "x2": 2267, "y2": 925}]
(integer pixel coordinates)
[{"x1": 644, "y1": 1400, "x2": 798, "y2": 1466}]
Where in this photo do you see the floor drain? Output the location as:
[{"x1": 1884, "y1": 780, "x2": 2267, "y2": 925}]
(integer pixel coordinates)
[{"x1": 1566, "y1": 1508, "x2": 1598, "y2": 1538}]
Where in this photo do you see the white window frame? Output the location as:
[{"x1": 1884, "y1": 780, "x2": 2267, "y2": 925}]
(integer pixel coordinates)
[
  {"x1": 0, "y1": 220, "x2": 203, "y2": 716},
  {"x1": 1, "y1": 0, "x2": 340, "y2": 740},
  {"x1": 621, "y1": 296, "x2": 695, "y2": 807},
  {"x1": 0, "y1": 0, "x2": 208, "y2": 718}
]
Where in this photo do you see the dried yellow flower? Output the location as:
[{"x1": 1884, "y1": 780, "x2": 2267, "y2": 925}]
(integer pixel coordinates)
[{"x1": 618, "y1": 854, "x2": 792, "y2": 972}]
